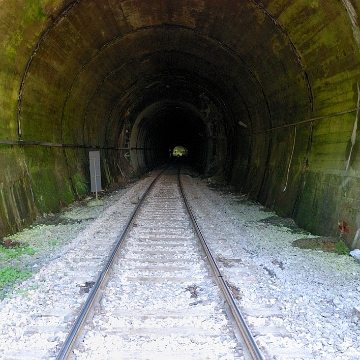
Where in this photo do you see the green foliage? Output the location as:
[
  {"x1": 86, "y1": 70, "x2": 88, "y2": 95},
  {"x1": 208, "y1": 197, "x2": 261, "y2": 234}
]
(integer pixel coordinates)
[
  {"x1": 104, "y1": 162, "x2": 111, "y2": 185},
  {"x1": 334, "y1": 241, "x2": 349, "y2": 255},
  {"x1": 0, "y1": 267, "x2": 32, "y2": 289},
  {"x1": 73, "y1": 172, "x2": 89, "y2": 198},
  {"x1": 0, "y1": 244, "x2": 35, "y2": 259}
]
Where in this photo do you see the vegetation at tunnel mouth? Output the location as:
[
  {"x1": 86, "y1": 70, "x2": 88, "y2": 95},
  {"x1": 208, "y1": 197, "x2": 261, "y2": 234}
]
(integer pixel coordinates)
[{"x1": 0, "y1": 240, "x2": 35, "y2": 298}]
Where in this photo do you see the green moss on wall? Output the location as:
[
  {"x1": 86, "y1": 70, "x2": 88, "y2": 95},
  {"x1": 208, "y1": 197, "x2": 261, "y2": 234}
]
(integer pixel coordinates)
[
  {"x1": 1, "y1": 0, "x2": 51, "y2": 63},
  {"x1": 24, "y1": 146, "x2": 75, "y2": 213},
  {"x1": 33, "y1": 0, "x2": 47, "y2": 20},
  {"x1": 4, "y1": 31, "x2": 23, "y2": 62},
  {"x1": 0, "y1": 170, "x2": 37, "y2": 236},
  {"x1": 62, "y1": 148, "x2": 90, "y2": 199},
  {"x1": 30, "y1": 170, "x2": 75, "y2": 212},
  {"x1": 29, "y1": 166, "x2": 62, "y2": 212},
  {"x1": 72, "y1": 172, "x2": 89, "y2": 198}
]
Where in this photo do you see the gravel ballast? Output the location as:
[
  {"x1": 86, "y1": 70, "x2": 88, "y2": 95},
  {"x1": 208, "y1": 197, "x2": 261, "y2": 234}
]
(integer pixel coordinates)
[
  {"x1": 0, "y1": 171, "x2": 359, "y2": 359},
  {"x1": 181, "y1": 174, "x2": 360, "y2": 359}
]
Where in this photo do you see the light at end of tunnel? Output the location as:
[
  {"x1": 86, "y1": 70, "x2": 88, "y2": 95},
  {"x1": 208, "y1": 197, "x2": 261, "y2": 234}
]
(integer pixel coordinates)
[{"x1": 172, "y1": 146, "x2": 188, "y2": 157}]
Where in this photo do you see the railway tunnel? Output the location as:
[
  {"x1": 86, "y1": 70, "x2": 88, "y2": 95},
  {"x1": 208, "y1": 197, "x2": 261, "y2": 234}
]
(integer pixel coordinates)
[{"x1": 1, "y1": 0, "x2": 360, "y2": 249}]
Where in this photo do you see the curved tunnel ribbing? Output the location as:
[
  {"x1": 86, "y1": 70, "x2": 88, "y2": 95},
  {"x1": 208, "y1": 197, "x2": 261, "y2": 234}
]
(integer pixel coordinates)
[{"x1": 1, "y1": 0, "x2": 360, "y2": 249}]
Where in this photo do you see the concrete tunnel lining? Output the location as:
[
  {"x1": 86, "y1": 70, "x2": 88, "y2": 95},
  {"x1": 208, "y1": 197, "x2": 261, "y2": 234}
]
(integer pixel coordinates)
[{"x1": 1, "y1": 0, "x2": 360, "y2": 248}]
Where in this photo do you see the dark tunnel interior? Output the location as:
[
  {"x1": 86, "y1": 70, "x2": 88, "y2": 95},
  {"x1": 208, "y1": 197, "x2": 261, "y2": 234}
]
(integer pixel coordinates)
[
  {"x1": 123, "y1": 75, "x2": 231, "y2": 179},
  {"x1": 2, "y1": 1, "x2": 360, "y2": 248},
  {"x1": 143, "y1": 105, "x2": 207, "y2": 170}
]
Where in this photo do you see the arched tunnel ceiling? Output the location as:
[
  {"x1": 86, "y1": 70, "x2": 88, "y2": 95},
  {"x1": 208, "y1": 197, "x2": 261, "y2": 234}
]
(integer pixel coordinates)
[
  {"x1": 2, "y1": 0, "x2": 360, "y2": 245},
  {"x1": 18, "y1": 0, "x2": 316, "y2": 145}
]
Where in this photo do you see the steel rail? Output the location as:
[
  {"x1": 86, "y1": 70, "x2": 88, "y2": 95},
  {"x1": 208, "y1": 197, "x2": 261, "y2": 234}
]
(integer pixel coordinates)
[
  {"x1": 57, "y1": 166, "x2": 263, "y2": 359},
  {"x1": 177, "y1": 169, "x2": 264, "y2": 360},
  {"x1": 56, "y1": 169, "x2": 165, "y2": 360}
]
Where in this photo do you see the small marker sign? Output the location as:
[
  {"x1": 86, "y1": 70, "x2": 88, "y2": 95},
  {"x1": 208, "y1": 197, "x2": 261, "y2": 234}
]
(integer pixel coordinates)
[{"x1": 89, "y1": 151, "x2": 102, "y2": 199}]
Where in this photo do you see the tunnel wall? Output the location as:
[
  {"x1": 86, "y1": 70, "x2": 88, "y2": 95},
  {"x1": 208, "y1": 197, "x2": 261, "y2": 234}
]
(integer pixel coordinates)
[
  {"x1": 1, "y1": 0, "x2": 360, "y2": 249},
  {"x1": 0, "y1": 1, "x2": 59, "y2": 233},
  {"x1": 230, "y1": 1, "x2": 360, "y2": 248}
]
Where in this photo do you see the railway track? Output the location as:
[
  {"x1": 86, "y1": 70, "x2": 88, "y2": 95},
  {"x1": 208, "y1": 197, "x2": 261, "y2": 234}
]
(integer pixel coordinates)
[{"x1": 57, "y1": 167, "x2": 263, "y2": 360}]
